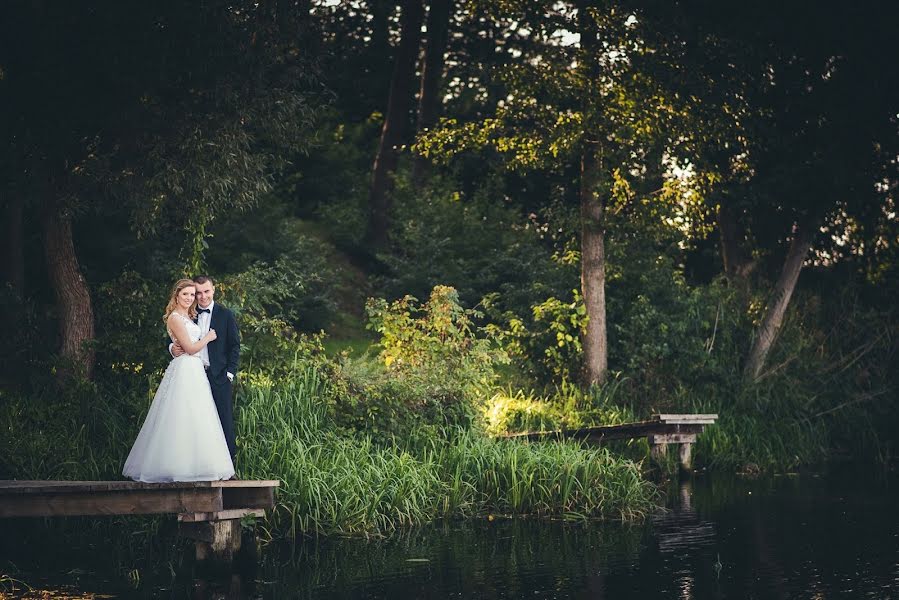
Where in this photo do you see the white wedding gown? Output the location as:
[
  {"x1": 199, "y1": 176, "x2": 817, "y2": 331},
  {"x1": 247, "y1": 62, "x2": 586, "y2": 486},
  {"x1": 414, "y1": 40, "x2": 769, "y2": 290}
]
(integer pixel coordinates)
[{"x1": 123, "y1": 313, "x2": 235, "y2": 482}]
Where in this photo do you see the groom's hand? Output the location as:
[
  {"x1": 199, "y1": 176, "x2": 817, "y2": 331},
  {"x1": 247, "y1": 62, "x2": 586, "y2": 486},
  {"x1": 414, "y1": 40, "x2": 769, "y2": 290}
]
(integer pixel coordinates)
[{"x1": 172, "y1": 343, "x2": 185, "y2": 357}]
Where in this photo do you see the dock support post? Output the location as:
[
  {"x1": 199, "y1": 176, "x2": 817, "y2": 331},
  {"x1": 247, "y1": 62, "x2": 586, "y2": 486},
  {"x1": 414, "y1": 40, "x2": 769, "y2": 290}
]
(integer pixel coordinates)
[
  {"x1": 178, "y1": 508, "x2": 266, "y2": 566},
  {"x1": 180, "y1": 518, "x2": 243, "y2": 565},
  {"x1": 649, "y1": 437, "x2": 667, "y2": 465},
  {"x1": 648, "y1": 433, "x2": 697, "y2": 474},
  {"x1": 678, "y1": 442, "x2": 693, "y2": 473}
]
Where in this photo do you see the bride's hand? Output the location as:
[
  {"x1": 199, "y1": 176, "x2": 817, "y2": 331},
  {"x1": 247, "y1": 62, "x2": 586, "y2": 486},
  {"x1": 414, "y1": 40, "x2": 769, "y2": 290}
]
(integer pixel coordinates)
[{"x1": 206, "y1": 328, "x2": 217, "y2": 342}]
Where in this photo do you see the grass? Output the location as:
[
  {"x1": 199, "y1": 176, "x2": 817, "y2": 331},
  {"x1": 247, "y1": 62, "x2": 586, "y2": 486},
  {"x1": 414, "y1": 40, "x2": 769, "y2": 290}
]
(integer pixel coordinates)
[
  {"x1": 235, "y1": 367, "x2": 659, "y2": 536},
  {"x1": 431, "y1": 432, "x2": 656, "y2": 521}
]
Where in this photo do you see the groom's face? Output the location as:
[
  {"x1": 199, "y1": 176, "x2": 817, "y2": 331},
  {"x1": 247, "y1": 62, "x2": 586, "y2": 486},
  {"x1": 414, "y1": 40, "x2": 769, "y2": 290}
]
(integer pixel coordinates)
[{"x1": 195, "y1": 281, "x2": 215, "y2": 309}]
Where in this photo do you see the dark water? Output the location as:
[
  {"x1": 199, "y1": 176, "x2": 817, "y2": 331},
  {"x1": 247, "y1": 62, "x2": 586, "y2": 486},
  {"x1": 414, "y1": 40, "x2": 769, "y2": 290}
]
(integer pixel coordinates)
[{"x1": 4, "y1": 471, "x2": 899, "y2": 598}]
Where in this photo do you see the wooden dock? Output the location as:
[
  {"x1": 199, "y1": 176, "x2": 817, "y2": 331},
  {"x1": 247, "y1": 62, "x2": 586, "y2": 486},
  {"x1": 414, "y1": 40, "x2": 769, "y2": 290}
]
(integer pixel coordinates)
[
  {"x1": 0, "y1": 479, "x2": 280, "y2": 562},
  {"x1": 503, "y1": 413, "x2": 718, "y2": 471}
]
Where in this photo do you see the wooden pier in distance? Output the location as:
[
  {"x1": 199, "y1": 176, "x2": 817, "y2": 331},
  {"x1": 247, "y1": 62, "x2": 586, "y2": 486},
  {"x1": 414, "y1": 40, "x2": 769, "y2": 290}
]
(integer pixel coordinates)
[
  {"x1": 0, "y1": 479, "x2": 279, "y2": 563},
  {"x1": 503, "y1": 413, "x2": 718, "y2": 472}
]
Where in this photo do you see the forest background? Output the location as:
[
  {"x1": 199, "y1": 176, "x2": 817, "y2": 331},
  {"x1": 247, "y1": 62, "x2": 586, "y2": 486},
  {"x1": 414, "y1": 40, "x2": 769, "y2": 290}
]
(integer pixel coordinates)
[{"x1": 1, "y1": 0, "x2": 898, "y2": 539}]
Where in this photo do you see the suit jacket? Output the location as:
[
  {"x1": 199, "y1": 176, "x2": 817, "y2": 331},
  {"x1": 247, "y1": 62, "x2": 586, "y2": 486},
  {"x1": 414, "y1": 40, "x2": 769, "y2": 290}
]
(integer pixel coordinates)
[{"x1": 206, "y1": 303, "x2": 240, "y2": 385}]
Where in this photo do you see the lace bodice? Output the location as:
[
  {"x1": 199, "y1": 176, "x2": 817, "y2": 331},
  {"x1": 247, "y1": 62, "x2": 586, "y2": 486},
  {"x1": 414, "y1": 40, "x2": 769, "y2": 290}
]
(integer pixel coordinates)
[{"x1": 168, "y1": 313, "x2": 201, "y2": 344}]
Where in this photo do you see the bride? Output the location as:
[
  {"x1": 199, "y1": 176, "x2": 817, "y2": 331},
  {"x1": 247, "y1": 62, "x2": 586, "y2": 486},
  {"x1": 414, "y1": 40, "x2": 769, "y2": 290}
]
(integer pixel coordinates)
[{"x1": 123, "y1": 278, "x2": 235, "y2": 482}]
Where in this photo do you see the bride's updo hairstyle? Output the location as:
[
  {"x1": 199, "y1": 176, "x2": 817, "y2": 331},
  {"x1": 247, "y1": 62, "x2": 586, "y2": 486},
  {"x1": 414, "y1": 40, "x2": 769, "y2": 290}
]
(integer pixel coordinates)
[{"x1": 163, "y1": 278, "x2": 198, "y2": 323}]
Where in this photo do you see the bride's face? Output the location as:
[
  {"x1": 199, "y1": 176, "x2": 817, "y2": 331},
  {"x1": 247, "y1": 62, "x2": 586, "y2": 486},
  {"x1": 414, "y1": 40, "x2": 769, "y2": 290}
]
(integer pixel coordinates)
[{"x1": 177, "y1": 286, "x2": 196, "y2": 310}]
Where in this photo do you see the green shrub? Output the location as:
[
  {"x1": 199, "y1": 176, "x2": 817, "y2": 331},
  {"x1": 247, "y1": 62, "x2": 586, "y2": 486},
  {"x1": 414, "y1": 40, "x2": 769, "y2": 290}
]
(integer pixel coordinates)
[
  {"x1": 367, "y1": 285, "x2": 508, "y2": 395},
  {"x1": 330, "y1": 286, "x2": 509, "y2": 442}
]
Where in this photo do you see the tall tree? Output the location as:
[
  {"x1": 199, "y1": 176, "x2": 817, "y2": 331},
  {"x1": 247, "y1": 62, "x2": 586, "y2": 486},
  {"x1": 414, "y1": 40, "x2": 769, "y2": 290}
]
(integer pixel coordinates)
[
  {"x1": 418, "y1": 1, "x2": 692, "y2": 385},
  {"x1": 42, "y1": 194, "x2": 95, "y2": 379},
  {"x1": 576, "y1": 0, "x2": 608, "y2": 385},
  {"x1": 743, "y1": 220, "x2": 816, "y2": 380},
  {"x1": 366, "y1": 0, "x2": 425, "y2": 248}
]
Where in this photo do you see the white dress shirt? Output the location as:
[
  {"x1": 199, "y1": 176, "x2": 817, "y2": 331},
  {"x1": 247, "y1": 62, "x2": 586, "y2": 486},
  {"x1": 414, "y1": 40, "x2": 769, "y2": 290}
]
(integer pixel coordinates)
[{"x1": 196, "y1": 301, "x2": 213, "y2": 368}]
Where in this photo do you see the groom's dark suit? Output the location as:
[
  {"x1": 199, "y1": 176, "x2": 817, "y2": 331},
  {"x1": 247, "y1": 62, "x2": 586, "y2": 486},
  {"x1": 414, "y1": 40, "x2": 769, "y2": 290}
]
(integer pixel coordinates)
[{"x1": 204, "y1": 302, "x2": 240, "y2": 459}]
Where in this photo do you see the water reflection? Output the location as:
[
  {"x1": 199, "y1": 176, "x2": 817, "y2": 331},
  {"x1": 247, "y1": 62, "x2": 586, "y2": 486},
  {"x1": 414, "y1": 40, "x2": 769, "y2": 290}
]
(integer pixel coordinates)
[
  {"x1": 5, "y1": 471, "x2": 899, "y2": 598},
  {"x1": 652, "y1": 480, "x2": 716, "y2": 554},
  {"x1": 258, "y1": 519, "x2": 646, "y2": 599},
  {"x1": 191, "y1": 574, "x2": 244, "y2": 600}
]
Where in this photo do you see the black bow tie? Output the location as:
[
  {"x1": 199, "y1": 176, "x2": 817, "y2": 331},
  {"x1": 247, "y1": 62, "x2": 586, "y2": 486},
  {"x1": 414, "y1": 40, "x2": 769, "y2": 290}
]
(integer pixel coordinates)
[{"x1": 197, "y1": 308, "x2": 211, "y2": 314}]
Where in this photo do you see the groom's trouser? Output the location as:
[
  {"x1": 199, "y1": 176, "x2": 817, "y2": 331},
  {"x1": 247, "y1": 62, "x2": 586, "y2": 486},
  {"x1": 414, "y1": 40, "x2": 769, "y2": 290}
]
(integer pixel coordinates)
[{"x1": 207, "y1": 372, "x2": 236, "y2": 461}]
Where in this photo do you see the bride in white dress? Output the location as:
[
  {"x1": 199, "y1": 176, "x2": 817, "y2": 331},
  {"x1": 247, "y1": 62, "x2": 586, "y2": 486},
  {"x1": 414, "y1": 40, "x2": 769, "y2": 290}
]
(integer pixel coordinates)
[{"x1": 123, "y1": 278, "x2": 235, "y2": 482}]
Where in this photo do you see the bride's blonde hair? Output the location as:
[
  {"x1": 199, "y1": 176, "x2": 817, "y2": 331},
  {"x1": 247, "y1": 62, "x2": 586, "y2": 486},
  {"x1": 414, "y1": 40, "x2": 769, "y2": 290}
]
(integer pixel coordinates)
[{"x1": 163, "y1": 278, "x2": 198, "y2": 323}]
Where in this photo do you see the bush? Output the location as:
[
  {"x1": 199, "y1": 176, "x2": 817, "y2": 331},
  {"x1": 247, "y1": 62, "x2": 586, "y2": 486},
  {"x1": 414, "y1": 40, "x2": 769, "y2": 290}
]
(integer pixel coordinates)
[{"x1": 331, "y1": 286, "x2": 509, "y2": 443}]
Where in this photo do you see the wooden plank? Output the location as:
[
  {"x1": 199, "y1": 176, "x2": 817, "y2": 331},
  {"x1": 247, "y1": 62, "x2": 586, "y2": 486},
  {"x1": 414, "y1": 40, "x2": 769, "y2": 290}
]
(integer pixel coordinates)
[
  {"x1": 210, "y1": 480, "x2": 280, "y2": 489},
  {"x1": 0, "y1": 488, "x2": 222, "y2": 518},
  {"x1": 503, "y1": 418, "x2": 658, "y2": 442},
  {"x1": 178, "y1": 508, "x2": 266, "y2": 523},
  {"x1": 648, "y1": 433, "x2": 698, "y2": 445},
  {"x1": 0, "y1": 480, "x2": 220, "y2": 494},
  {"x1": 655, "y1": 414, "x2": 718, "y2": 424},
  {"x1": 654, "y1": 413, "x2": 718, "y2": 419},
  {"x1": 582, "y1": 423, "x2": 706, "y2": 441},
  {"x1": 222, "y1": 486, "x2": 276, "y2": 510},
  {"x1": 504, "y1": 421, "x2": 708, "y2": 443},
  {"x1": 0, "y1": 480, "x2": 279, "y2": 495}
]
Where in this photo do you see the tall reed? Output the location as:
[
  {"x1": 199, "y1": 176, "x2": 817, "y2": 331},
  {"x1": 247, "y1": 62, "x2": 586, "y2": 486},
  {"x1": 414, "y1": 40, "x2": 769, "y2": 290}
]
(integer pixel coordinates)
[{"x1": 235, "y1": 368, "x2": 658, "y2": 536}]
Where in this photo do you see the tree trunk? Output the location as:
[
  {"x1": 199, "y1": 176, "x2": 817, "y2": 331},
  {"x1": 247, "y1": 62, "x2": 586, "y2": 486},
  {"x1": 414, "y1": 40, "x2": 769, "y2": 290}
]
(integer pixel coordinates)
[
  {"x1": 2, "y1": 193, "x2": 25, "y2": 299},
  {"x1": 2, "y1": 193, "x2": 25, "y2": 338},
  {"x1": 578, "y1": 0, "x2": 607, "y2": 387},
  {"x1": 365, "y1": 0, "x2": 425, "y2": 249},
  {"x1": 412, "y1": 0, "x2": 452, "y2": 186},
  {"x1": 369, "y1": 0, "x2": 391, "y2": 59},
  {"x1": 743, "y1": 221, "x2": 815, "y2": 382},
  {"x1": 580, "y1": 144, "x2": 608, "y2": 387},
  {"x1": 42, "y1": 200, "x2": 95, "y2": 380},
  {"x1": 716, "y1": 202, "x2": 754, "y2": 287}
]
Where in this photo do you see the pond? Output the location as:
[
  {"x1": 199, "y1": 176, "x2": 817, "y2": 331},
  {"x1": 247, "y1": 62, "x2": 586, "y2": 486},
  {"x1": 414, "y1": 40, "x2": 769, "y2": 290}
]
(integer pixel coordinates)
[{"x1": 4, "y1": 469, "x2": 899, "y2": 598}]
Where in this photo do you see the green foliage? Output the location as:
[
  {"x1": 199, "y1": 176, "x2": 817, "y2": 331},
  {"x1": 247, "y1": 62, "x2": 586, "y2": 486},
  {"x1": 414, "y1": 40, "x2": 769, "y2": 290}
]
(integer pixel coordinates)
[
  {"x1": 236, "y1": 367, "x2": 657, "y2": 535},
  {"x1": 299, "y1": 115, "x2": 381, "y2": 249},
  {"x1": 328, "y1": 286, "x2": 507, "y2": 444},
  {"x1": 94, "y1": 271, "x2": 171, "y2": 384},
  {"x1": 432, "y1": 432, "x2": 657, "y2": 521},
  {"x1": 367, "y1": 285, "x2": 508, "y2": 395},
  {"x1": 489, "y1": 290, "x2": 588, "y2": 383},
  {"x1": 327, "y1": 356, "x2": 470, "y2": 447},
  {"x1": 483, "y1": 379, "x2": 637, "y2": 437},
  {"x1": 210, "y1": 201, "x2": 343, "y2": 331},
  {"x1": 0, "y1": 378, "x2": 146, "y2": 481},
  {"x1": 379, "y1": 173, "x2": 572, "y2": 309}
]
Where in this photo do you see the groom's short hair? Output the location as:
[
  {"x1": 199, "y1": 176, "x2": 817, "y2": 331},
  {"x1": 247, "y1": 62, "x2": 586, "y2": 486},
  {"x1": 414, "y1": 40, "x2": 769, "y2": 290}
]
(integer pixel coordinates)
[{"x1": 193, "y1": 275, "x2": 214, "y2": 285}]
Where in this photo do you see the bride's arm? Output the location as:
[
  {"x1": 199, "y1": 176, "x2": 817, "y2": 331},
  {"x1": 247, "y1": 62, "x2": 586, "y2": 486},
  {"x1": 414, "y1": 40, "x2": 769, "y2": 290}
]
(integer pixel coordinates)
[{"x1": 167, "y1": 315, "x2": 216, "y2": 355}]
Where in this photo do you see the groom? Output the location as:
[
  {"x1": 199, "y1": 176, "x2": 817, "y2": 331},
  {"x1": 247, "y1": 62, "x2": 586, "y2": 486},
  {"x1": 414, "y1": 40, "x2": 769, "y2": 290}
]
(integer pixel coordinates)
[{"x1": 171, "y1": 275, "x2": 241, "y2": 461}]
